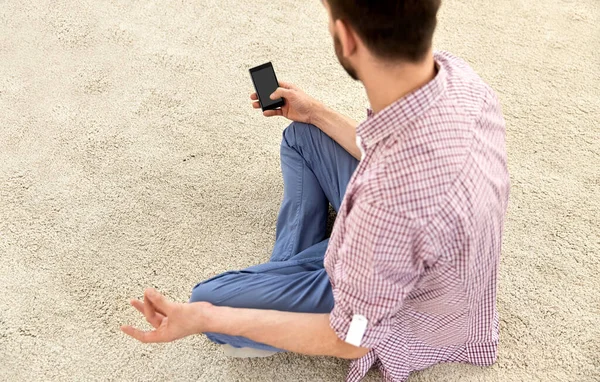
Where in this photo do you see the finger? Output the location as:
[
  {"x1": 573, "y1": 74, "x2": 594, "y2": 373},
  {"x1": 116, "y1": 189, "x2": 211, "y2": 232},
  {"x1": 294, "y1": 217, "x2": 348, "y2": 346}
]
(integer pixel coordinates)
[
  {"x1": 120, "y1": 325, "x2": 165, "y2": 343},
  {"x1": 250, "y1": 93, "x2": 258, "y2": 100},
  {"x1": 144, "y1": 288, "x2": 172, "y2": 316},
  {"x1": 143, "y1": 293, "x2": 159, "y2": 325},
  {"x1": 143, "y1": 291, "x2": 166, "y2": 319},
  {"x1": 251, "y1": 100, "x2": 261, "y2": 109},
  {"x1": 131, "y1": 299, "x2": 164, "y2": 328},
  {"x1": 270, "y1": 87, "x2": 291, "y2": 100},
  {"x1": 278, "y1": 81, "x2": 297, "y2": 90},
  {"x1": 130, "y1": 299, "x2": 145, "y2": 314},
  {"x1": 263, "y1": 110, "x2": 283, "y2": 117}
]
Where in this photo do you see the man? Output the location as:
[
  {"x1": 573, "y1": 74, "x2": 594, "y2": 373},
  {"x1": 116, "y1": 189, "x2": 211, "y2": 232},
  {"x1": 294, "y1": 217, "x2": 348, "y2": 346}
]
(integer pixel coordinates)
[{"x1": 121, "y1": 0, "x2": 510, "y2": 381}]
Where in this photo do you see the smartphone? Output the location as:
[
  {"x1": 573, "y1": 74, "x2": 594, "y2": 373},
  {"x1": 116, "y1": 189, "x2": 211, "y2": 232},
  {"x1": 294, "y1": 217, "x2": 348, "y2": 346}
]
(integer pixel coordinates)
[{"x1": 249, "y1": 62, "x2": 285, "y2": 111}]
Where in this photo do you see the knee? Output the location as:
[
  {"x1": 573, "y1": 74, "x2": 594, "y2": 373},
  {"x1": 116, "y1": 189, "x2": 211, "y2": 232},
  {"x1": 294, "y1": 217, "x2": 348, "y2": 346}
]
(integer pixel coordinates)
[
  {"x1": 189, "y1": 282, "x2": 213, "y2": 304},
  {"x1": 282, "y1": 121, "x2": 321, "y2": 150},
  {"x1": 189, "y1": 273, "x2": 242, "y2": 305}
]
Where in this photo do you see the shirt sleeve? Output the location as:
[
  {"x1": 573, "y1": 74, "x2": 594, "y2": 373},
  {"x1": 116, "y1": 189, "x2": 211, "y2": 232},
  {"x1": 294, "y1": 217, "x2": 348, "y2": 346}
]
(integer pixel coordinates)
[{"x1": 329, "y1": 200, "x2": 427, "y2": 348}]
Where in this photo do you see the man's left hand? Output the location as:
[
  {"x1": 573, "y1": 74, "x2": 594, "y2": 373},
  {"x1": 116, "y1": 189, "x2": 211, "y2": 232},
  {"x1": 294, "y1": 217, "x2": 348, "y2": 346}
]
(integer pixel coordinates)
[{"x1": 121, "y1": 288, "x2": 211, "y2": 343}]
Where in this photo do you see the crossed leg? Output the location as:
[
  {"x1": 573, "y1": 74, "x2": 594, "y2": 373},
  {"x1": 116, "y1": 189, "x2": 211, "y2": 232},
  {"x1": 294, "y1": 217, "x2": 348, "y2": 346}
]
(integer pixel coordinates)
[{"x1": 189, "y1": 122, "x2": 359, "y2": 351}]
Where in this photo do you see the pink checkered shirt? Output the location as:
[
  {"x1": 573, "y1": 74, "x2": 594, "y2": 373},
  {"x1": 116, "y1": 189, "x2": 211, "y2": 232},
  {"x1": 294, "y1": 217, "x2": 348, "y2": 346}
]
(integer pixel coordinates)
[{"x1": 324, "y1": 51, "x2": 510, "y2": 382}]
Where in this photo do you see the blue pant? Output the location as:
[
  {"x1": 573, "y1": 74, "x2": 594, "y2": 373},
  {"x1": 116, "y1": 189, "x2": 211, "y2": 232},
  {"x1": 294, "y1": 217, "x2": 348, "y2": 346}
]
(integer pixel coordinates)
[{"x1": 189, "y1": 122, "x2": 359, "y2": 351}]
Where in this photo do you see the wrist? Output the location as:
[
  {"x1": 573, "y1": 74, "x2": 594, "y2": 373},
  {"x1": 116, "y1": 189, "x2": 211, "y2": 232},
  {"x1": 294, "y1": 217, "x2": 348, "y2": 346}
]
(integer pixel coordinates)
[
  {"x1": 190, "y1": 301, "x2": 216, "y2": 334},
  {"x1": 308, "y1": 101, "x2": 327, "y2": 126},
  {"x1": 197, "y1": 304, "x2": 247, "y2": 338}
]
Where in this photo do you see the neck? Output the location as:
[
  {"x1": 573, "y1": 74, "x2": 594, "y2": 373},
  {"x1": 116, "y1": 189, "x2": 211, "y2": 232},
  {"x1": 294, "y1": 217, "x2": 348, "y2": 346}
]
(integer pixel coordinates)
[{"x1": 360, "y1": 52, "x2": 437, "y2": 114}]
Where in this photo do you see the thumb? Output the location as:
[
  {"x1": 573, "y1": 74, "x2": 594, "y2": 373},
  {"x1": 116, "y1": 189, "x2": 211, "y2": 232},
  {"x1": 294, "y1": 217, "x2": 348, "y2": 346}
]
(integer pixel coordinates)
[
  {"x1": 270, "y1": 87, "x2": 291, "y2": 100},
  {"x1": 145, "y1": 288, "x2": 171, "y2": 315}
]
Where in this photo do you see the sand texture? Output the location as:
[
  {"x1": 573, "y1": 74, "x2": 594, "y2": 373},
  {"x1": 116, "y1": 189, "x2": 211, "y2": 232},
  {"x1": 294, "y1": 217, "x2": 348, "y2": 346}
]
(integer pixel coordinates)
[{"x1": 0, "y1": 0, "x2": 598, "y2": 381}]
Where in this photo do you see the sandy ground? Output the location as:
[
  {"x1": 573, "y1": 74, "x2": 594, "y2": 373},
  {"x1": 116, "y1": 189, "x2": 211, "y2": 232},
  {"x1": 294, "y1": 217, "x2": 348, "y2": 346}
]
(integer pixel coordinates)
[{"x1": 0, "y1": 0, "x2": 598, "y2": 381}]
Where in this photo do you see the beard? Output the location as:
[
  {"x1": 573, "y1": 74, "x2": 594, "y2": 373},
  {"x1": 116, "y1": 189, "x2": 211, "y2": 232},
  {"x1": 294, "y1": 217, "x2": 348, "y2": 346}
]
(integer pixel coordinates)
[{"x1": 334, "y1": 33, "x2": 359, "y2": 81}]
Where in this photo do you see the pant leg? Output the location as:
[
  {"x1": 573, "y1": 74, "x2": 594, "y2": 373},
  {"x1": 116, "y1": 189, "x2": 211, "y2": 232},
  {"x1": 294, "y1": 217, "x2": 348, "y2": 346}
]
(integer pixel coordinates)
[
  {"x1": 190, "y1": 240, "x2": 332, "y2": 351},
  {"x1": 189, "y1": 122, "x2": 358, "y2": 350},
  {"x1": 271, "y1": 122, "x2": 359, "y2": 262}
]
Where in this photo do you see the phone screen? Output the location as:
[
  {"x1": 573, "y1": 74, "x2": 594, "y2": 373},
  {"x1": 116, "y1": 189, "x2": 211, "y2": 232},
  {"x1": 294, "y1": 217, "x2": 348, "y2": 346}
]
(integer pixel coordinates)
[{"x1": 251, "y1": 64, "x2": 283, "y2": 109}]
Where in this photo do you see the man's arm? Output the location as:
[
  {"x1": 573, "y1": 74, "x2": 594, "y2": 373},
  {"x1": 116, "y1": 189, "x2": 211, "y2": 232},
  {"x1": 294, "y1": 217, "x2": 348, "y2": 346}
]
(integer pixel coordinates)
[
  {"x1": 254, "y1": 81, "x2": 362, "y2": 160},
  {"x1": 121, "y1": 289, "x2": 370, "y2": 360},
  {"x1": 203, "y1": 304, "x2": 370, "y2": 359},
  {"x1": 310, "y1": 104, "x2": 361, "y2": 160}
]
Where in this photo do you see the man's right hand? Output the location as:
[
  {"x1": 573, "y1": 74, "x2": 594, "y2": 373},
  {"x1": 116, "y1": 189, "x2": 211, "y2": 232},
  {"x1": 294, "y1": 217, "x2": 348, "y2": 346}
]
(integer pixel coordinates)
[
  {"x1": 250, "y1": 81, "x2": 322, "y2": 124},
  {"x1": 251, "y1": 81, "x2": 362, "y2": 160}
]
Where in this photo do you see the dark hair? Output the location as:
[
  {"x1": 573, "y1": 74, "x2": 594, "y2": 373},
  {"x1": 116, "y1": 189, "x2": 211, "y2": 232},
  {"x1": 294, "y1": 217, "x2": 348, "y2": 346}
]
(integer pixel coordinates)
[{"x1": 327, "y1": 0, "x2": 441, "y2": 62}]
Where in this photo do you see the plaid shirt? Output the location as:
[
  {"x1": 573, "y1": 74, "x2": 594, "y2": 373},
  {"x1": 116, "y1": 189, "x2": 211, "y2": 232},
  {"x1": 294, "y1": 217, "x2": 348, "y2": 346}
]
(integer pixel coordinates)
[{"x1": 324, "y1": 51, "x2": 510, "y2": 382}]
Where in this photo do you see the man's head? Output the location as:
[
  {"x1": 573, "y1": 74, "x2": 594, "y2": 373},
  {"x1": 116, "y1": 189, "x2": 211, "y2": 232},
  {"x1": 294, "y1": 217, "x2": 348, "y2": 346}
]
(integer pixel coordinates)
[{"x1": 324, "y1": 0, "x2": 441, "y2": 80}]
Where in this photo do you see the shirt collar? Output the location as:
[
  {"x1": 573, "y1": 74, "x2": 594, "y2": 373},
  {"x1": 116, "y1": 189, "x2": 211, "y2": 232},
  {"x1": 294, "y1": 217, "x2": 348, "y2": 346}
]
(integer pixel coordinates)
[{"x1": 356, "y1": 57, "x2": 447, "y2": 149}]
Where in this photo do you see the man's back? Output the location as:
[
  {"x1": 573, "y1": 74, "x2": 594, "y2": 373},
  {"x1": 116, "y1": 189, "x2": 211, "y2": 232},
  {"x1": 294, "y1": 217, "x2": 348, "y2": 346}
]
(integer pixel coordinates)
[{"x1": 325, "y1": 51, "x2": 510, "y2": 381}]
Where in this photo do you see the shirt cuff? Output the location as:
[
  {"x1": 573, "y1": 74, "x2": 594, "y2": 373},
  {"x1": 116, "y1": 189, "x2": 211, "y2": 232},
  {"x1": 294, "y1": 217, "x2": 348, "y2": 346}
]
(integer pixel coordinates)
[{"x1": 329, "y1": 303, "x2": 394, "y2": 349}]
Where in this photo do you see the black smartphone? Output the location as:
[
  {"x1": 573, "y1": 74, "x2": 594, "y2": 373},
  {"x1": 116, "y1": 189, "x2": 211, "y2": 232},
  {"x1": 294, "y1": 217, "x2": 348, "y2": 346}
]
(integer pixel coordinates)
[{"x1": 249, "y1": 62, "x2": 285, "y2": 111}]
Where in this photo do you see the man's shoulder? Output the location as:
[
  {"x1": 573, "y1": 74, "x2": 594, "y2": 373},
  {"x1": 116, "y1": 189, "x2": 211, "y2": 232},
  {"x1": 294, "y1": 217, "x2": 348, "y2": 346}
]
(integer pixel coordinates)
[
  {"x1": 434, "y1": 50, "x2": 486, "y2": 86},
  {"x1": 434, "y1": 51, "x2": 501, "y2": 120},
  {"x1": 360, "y1": 52, "x2": 506, "y2": 219},
  {"x1": 434, "y1": 51, "x2": 499, "y2": 109},
  {"x1": 369, "y1": 57, "x2": 504, "y2": 219}
]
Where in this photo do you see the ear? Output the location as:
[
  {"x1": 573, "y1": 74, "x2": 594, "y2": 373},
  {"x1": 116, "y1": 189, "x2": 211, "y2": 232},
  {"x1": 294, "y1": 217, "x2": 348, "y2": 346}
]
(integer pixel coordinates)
[{"x1": 334, "y1": 19, "x2": 357, "y2": 58}]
